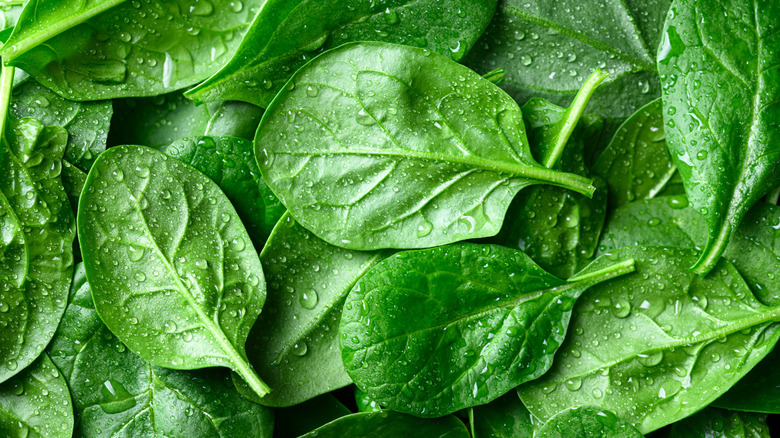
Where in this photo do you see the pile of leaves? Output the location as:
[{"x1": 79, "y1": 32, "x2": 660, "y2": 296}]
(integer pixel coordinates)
[{"x1": 1, "y1": 0, "x2": 779, "y2": 437}]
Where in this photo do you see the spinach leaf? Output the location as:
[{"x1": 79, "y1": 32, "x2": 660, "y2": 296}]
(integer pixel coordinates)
[
  {"x1": 274, "y1": 393, "x2": 351, "y2": 438},
  {"x1": 471, "y1": 393, "x2": 535, "y2": 438},
  {"x1": 656, "y1": 0, "x2": 780, "y2": 274},
  {"x1": 340, "y1": 242, "x2": 634, "y2": 417},
  {"x1": 109, "y1": 91, "x2": 263, "y2": 148},
  {"x1": 537, "y1": 407, "x2": 643, "y2": 438},
  {"x1": 257, "y1": 42, "x2": 597, "y2": 251},
  {"x1": 592, "y1": 98, "x2": 676, "y2": 208},
  {"x1": 714, "y1": 347, "x2": 780, "y2": 414},
  {"x1": 517, "y1": 246, "x2": 780, "y2": 434},
  {"x1": 47, "y1": 263, "x2": 274, "y2": 438},
  {"x1": 61, "y1": 160, "x2": 86, "y2": 213},
  {"x1": 0, "y1": 1, "x2": 22, "y2": 36},
  {"x1": 236, "y1": 213, "x2": 387, "y2": 407},
  {"x1": 298, "y1": 411, "x2": 470, "y2": 438},
  {"x1": 668, "y1": 407, "x2": 769, "y2": 438},
  {"x1": 163, "y1": 136, "x2": 284, "y2": 248},
  {"x1": 186, "y1": 0, "x2": 498, "y2": 107},
  {"x1": 0, "y1": 354, "x2": 73, "y2": 438},
  {"x1": 78, "y1": 144, "x2": 270, "y2": 397},
  {"x1": 0, "y1": 117, "x2": 75, "y2": 384},
  {"x1": 463, "y1": 0, "x2": 669, "y2": 127},
  {"x1": 1, "y1": 0, "x2": 261, "y2": 99}
]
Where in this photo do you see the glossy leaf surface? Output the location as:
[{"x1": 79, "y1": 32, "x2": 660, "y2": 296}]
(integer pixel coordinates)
[
  {"x1": 47, "y1": 263, "x2": 274, "y2": 438},
  {"x1": 0, "y1": 118, "x2": 74, "y2": 384},
  {"x1": 518, "y1": 246, "x2": 780, "y2": 433},
  {"x1": 714, "y1": 346, "x2": 780, "y2": 414},
  {"x1": 1, "y1": 0, "x2": 262, "y2": 99},
  {"x1": 0, "y1": 354, "x2": 73, "y2": 438},
  {"x1": 340, "y1": 243, "x2": 634, "y2": 417},
  {"x1": 78, "y1": 145, "x2": 269, "y2": 397},
  {"x1": 537, "y1": 407, "x2": 643, "y2": 438},
  {"x1": 657, "y1": 0, "x2": 780, "y2": 274},
  {"x1": 256, "y1": 42, "x2": 596, "y2": 251},
  {"x1": 186, "y1": 0, "x2": 498, "y2": 107},
  {"x1": 668, "y1": 407, "x2": 769, "y2": 437},
  {"x1": 298, "y1": 411, "x2": 470, "y2": 438},
  {"x1": 237, "y1": 213, "x2": 386, "y2": 407},
  {"x1": 163, "y1": 136, "x2": 284, "y2": 248},
  {"x1": 471, "y1": 393, "x2": 535, "y2": 438}
]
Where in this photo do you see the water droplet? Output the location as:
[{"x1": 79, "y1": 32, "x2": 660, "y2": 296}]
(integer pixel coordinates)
[
  {"x1": 111, "y1": 169, "x2": 124, "y2": 181},
  {"x1": 189, "y1": 0, "x2": 214, "y2": 16},
  {"x1": 416, "y1": 219, "x2": 433, "y2": 238},
  {"x1": 300, "y1": 289, "x2": 319, "y2": 309},
  {"x1": 230, "y1": 237, "x2": 245, "y2": 252},
  {"x1": 356, "y1": 108, "x2": 376, "y2": 126},
  {"x1": 134, "y1": 166, "x2": 150, "y2": 178},
  {"x1": 135, "y1": 272, "x2": 146, "y2": 282},
  {"x1": 521, "y1": 55, "x2": 533, "y2": 66},
  {"x1": 637, "y1": 351, "x2": 664, "y2": 367},
  {"x1": 306, "y1": 85, "x2": 319, "y2": 97},
  {"x1": 229, "y1": 0, "x2": 243, "y2": 12},
  {"x1": 164, "y1": 320, "x2": 177, "y2": 333},
  {"x1": 384, "y1": 9, "x2": 399, "y2": 25},
  {"x1": 99, "y1": 379, "x2": 137, "y2": 414},
  {"x1": 6, "y1": 360, "x2": 18, "y2": 371},
  {"x1": 611, "y1": 298, "x2": 631, "y2": 318},
  {"x1": 292, "y1": 342, "x2": 308, "y2": 356},
  {"x1": 195, "y1": 259, "x2": 208, "y2": 270},
  {"x1": 565, "y1": 377, "x2": 582, "y2": 391},
  {"x1": 696, "y1": 150, "x2": 708, "y2": 160},
  {"x1": 127, "y1": 245, "x2": 145, "y2": 262}
]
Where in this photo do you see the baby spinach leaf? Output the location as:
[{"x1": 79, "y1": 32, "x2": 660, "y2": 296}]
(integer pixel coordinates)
[
  {"x1": 274, "y1": 393, "x2": 351, "y2": 438},
  {"x1": 47, "y1": 263, "x2": 274, "y2": 438},
  {"x1": 186, "y1": 0, "x2": 498, "y2": 107},
  {"x1": 0, "y1": 353, "x2": 74, "y2": 438},
  {"x1": 714, "y1": 347, "x2": 780, "y2": 414},
  {"x1": 256, "y1": 42, "x2": 596, "y2": 251},
  {"x1": 517, "y1": 246, "x2": 780, "y2": 434},
  {"x1": 463, "y1": 0, "x2": 669, "y2": 127},
  {"x1": 1, "y1": 0, "x2": 261, "y2": 99},
  {"x1": 340, "y1": 243, "x2": 634, "y2": 417},
  {"x1": 298, "y1": 411, "x2": 470, "y2": 438},
  {"x1": 592, "y1": 98, "x2": 676, "y2": 208},
  {"x1": 471, "y1": 393, "x2": 535, "y2": 438},
  {"x1": 0, "y1": 117, "x2": 75, "y2": 384},
  {"x1": 537, "y1": 407, "x2": 643, "y2": 438},
  {"x1": 109, "y1": 91, "x2": 263, "y2": 149},
  {"x1": 657, "y1": 0, "x2": 780, "y2": 274},
  {"x1": 236, "y1": 213, "x2": 387, "y2": 407},
  {"x1": 163, "y1": 136, "x2": 284, "y2": 249},
  {"x1": 668, "y1": 407, "x2": 769, "y2": 438},
  {"x1": 78, "y1": 145, "x2": 270, "y2": 397}
]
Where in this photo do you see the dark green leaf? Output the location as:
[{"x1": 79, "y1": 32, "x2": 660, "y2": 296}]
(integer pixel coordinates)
[
  {"x1": 537, "y1": 407, "x2": 643, "y2": 438},
  {"x1": 163, "y1": 136, "x2": 284, "y2": 248},
  {"x1": 517, "y1": 246, "x2": 780, "y2": 433},
  {"x1": 656, "y1": 0, "x2": 780, "y2": 274},
  {"x1": 340, "y1": 243, "x2": 634, "y2": 417},
  {"x1": 78, "y1": 144, "x2": 270, "y2": 397},
  {"x1": 668, "y1": 407, "x2": 769, "y2": 438},
  {"x1": 256, "y1": 42, "x2": 596, "y2": 251},
  {"x1": 236, "y1": 213, "x2": 387, "y2": 407},
  {"x1": 0, "y1": 118, "x2": 75, "y2": 384},
  {"x1": 298, "y1": 411, "x2": 470, "y2": 438},
  {"x1": 48, "y1": 263, "x2": 274, "y2": 438},
  {"x1": 1, "y1": 0, "x2": 262, "y2": 99},
  {"x1": 471, "y1": 393, "x2": 535, "y2": 438},
  {"x1": 273, "y1": 393, "x2": 351, "y2": 438},
  {"x1": 186, "y1": 0, "x2": 498, "y2": 107},
  {"x1": 714, "y1": 347, "x2": 780, "y2": 414},
  {"x1": 0, "y1": 354, "x2": 74, "y2": 438}
]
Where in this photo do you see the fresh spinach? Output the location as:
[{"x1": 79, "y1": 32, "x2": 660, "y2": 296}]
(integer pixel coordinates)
[
  {"x1": 668, "y1": 407, "x2": 769, "y2": 438},
  {"x1": 714, "y1": 347, "x2": 780, "y2": 414},
  {"x1": 257, "y1": 41, "x2": 598, "y2": 250},
  {"x1": 537, "y1": 407, "x2": 643, "y2": 438},
  {"x1": 297, "y1": 411, "x2": 471, "y2": 438},
  {"x1": 657, "y1": 0, "x2": 780, "y2": 274},
  {"x1": 340, "y1": 243, "x2": 634, "y2": 417},
  {"x1": 78, "y1": 144, "x2": 270, "y2": 397},
  {"x1": 470, "y1": 393, "x2": 535, "y2": 438},
  {"x1": 186, "y1": 0, "x2": 499, "y2": 107}
]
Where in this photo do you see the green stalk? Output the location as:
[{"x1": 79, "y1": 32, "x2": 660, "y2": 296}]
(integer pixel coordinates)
[{"x1": 0, "y1": 63, "x2": 15, "y2": 142}]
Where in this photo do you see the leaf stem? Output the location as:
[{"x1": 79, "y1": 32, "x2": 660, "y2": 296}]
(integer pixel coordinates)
[
  {"x1": 568, "y1": 259, "x2": 636, "y2": 285},
  {"x1": 234, "y1": 359, "x2": 272, "y2": 398},
  {"x1": 692, "y1": 222, "x2": 733, "y2": 276},
  {"x1": 0, "y1": 63, "x2": 15, "y2": 142},
  {"x1": 543, "y1": 69, "x2": 609, "y2": 168}
]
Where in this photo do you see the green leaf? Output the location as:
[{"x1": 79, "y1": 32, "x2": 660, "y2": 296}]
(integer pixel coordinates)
[
  {"x1": 656, "y1": 0, "x2": 780, "y2": 274},
  {"x1": 340, "y1": 242, "x2": 635, "y2": 417},
  {"x1": 714, "y1": 347, "x2": 780, "y2": 414},
  {"x1": 47, "y1": 263, "x2": 274, "y2": 438},
  {"x1": 0, "y1": 1, "x2": 23, "y2": 34},
  {"x1": 236, "y1": 213, "x2": 387, "y2": 407},
  {"x1": 0, "y1": 118, "x2": 75, "y2": 384},
  {"x1": 273, "y1": 393, "x2": 351, "y2": 438},
  {"x1": 537, "y1": 407, "x2": 643, "y2": 438},
  {"x1": 186, "y1": 0, "x2": 498, "y2": 107},
  {"x1": 298, "y1": 411, "x2": 470, "y2": 438},
  {"x1": 109, "y1": 91, "x2": 263, "y2": 149},
  {"x1": 256, "y1": 42, "x2": 596, "y2": 251},
  {"x1": 463, "y1": 0, "x2": 669, "y2": 126},
  {"x1": 78, "y1": 144, "x2": 270, "y2": 397},
  {"x1": 471, "y1": 393, "x2": 535, "y2": 438},
  {"x1": 0, "y1": 354, "x2": 74, "y2": 438},
  {"x1": 355, "y1": 387, "x2": 382, "y2": 413},
  {"x1": 592, "y1": 98, "x2": 676, "y2": 208},
  {"x1": 61, "y1": 159, "x2": 86, "y2": 213},
  {"x1": 1, "y1": 0, "x2": 262, "y2": 99},
  {"x1": 668, "y1": 407, "x2": 769, "y2": 437},
  {"x1": 163, "y1": 136, "x2": 284, "y2": 249},
  {"x1": 517, "y1": 246, "x2": 780, "y2": 434}
]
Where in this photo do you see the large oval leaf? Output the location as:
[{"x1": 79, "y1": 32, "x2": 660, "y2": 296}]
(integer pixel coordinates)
[
  {"x1": 1, "y1": 0, "x2": 262, "y2": 99},
  {"x1": 668, "y1": 407, "x2": 769, "y2": 437},
  {"x1": 471, "y1": 393, "x2": 535, "y2": 438},
  {"x1": 340, "y1": 243, "x2": 634, "y2": 417},
  {"x1": 517, "y1": 246, "x2": 780, "y2": 433},
  {"x1": 0, "y1": 118, "x2": 74, "y2": 384},
  {"x1": 78, "y1": 144, "x2": 270, "y2": 397},
  {"x1": 537, "y1": 407, "x2": 643, "y2": 438},
  {"x1": 298, "y1": 411, "x2": 470, "y2": 438},
  {"x1": 256, "y1": 42, "x2": 596, "y2": 251},
  {"x1": 657, "y1": 0, "x2": 780, "y2": 274},
  {"x1": 186, "y1": 0, "x2": 498, "y2": 107}
]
